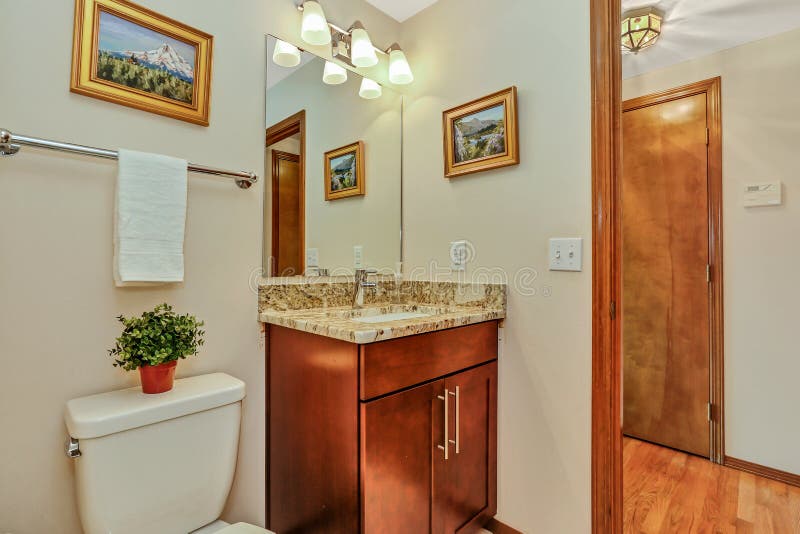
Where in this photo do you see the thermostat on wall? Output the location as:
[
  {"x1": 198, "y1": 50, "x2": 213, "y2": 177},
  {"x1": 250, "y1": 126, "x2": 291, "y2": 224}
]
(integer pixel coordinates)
[{"x1": 743, "y1": 181, "x2": 782, "y2": 207}]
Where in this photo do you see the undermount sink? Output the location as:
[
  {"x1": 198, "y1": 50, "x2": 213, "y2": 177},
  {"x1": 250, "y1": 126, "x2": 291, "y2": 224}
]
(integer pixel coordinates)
[
  {"x1": 352, "y1": 311, "x2": 432, "y2": 324},
  {"x1": 325, "y1": 304, "x2": 453, "y2": 324}
]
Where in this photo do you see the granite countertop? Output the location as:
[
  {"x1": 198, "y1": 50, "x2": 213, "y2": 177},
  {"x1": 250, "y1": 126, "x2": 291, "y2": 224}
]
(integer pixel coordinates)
[
  {"x1": 259, "y1": 303, "x2": 505, "y2": 344},
  {"x1": 258, "y1": 278, "x2": 507, "y2": 344}
]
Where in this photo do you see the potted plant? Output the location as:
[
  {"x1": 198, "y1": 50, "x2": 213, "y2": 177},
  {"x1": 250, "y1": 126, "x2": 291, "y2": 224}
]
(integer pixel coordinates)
[{"x1": 108, "y1": 303, "x2": 205, "y2": 394}]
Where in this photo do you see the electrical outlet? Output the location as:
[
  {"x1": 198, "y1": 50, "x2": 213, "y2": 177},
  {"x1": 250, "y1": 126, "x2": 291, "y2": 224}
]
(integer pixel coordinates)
[
  {"x1": 549, "y1": 238, "x2": 583, "y2": 272},
  {"x1": 353, "y1": 245, "x2": 363, "y2": 268},
  {"x1": 306, "y1": 248, "x2": 319, "y2": 268},
  {"x1": 450, "y1": 240, "x2": 468, "y2": 271}
]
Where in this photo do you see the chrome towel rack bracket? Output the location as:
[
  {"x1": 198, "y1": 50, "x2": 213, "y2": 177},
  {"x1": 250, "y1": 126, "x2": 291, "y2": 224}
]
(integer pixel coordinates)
[{"x1": 0, "y1": 128, "x2": 258, "y2": 189}]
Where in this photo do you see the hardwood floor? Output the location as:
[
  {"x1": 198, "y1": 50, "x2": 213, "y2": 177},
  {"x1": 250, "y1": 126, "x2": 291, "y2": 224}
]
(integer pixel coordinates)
[{"x1": 623, "y1": 437, "x2": 800, "y2": 533}]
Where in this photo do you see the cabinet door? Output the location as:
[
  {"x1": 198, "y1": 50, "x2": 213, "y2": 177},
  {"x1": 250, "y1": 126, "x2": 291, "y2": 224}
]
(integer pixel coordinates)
[
  {"x1": 361, "y1": 379, "x2": 445, "y2": 534},
  {"x1": 436, "y1": 362, "x2": 498, "y2": 533}
]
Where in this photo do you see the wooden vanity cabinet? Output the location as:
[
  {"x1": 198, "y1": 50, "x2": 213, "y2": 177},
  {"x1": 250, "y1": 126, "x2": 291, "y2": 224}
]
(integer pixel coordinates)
[{"x1": 267, "y1": 321, "x2": 498, "y2": 534}]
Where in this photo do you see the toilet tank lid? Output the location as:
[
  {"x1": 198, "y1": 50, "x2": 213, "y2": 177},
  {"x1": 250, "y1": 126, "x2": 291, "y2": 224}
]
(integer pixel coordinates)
[{"x1": 65, "y1": 373, "x2": 245, "y2": 439}]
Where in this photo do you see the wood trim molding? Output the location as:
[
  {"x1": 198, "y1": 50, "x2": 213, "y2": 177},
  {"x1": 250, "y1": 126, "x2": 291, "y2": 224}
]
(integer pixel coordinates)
[
  {"x1": 591, "y1": 0, "x2": 623, "y2": 532},
  {"x1": 484, "y1": 517, "x2": 524, "y2": 534},
  {"x1": 266, "y1": 110, "x2": 305, "y2": 147},
  {"x1": 621, "y1": 77, "x2": 725, "y2": 463},
  {"x1": 725, "y1": 456, "x2": 800, "y2": 488},
  {"x1": 265, "y1": 110, "x2": 306, "y2": 277}
]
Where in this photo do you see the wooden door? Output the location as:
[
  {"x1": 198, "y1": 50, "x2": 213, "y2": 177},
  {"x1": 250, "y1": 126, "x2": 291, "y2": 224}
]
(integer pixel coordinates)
[
  {"x1": 361, "y1": 379, "x2": 444, "y2": 534},
  {"x1": 622, "y1": 92, "x2": 711, "y2": 457},
  {"x1": 437, "y1": 362, "x2": 498, "y2": 533},
  {"x1": 271, "y1": 150, "x2": 303, "y2": 276}
]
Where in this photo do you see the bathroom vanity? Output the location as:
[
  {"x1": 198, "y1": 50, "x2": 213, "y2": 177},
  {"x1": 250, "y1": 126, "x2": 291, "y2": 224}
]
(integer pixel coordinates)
[
  {"x1": 260, "y1": 29, "x2": 505, "y2": 533},
  {"x1": 260, "y1": 279, "x2": 505, "y2": 534}
]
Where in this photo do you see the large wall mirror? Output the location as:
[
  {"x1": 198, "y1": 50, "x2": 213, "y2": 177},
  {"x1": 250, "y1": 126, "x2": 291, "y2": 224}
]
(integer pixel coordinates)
[{"x1": 263, "y1": 34, "x2": 403, "y2": 277}]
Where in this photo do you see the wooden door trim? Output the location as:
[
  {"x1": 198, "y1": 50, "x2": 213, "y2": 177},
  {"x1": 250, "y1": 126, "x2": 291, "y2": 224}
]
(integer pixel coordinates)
[
  {"x1": 484, "y1": 517, "x2": 524, "y2": 534},
  {"x1": 266, "y1": 109, "x2": 305, "y2": 146},
  {"x1": 590, "y1": 0, "x2": 623, "y2": 532},
  {"x1": 622, "y1": 77, "x2": 724, "y2": 463},
  {"x1": 724, "y1": 456, "x2": 800, "y2": 488},
  {"x1": 266, "y1": 110, "x2": 305, "y2": 277}
]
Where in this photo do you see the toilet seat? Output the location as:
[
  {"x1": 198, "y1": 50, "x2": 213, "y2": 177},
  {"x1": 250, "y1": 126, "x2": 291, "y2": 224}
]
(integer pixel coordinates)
[{"x1": 216, "y1": 522, "x2": 274, "y2": 534}]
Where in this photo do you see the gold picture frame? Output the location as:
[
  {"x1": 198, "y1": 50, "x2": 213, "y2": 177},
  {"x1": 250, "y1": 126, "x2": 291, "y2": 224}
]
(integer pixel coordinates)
[
  {"x1": 443, "y1": 86, "x2": 519, "y2": 178},
  {"x1": 71, "y1": 0, "x2": 213, "y2": 126},
  {"x1": 324, "y1": 141, "x2": 366, "y2": 201}
]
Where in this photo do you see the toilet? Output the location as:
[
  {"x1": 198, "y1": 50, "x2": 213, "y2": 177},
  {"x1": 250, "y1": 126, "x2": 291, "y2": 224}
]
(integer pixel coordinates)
[{"x1": 64, "y1": 373, "x2": 274, "y2": 534}]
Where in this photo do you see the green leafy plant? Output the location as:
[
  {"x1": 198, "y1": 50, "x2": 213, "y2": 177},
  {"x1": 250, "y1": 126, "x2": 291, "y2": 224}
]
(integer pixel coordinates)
[{"x1": 108, "y1": 303, "x2": 205, "y2": 371}]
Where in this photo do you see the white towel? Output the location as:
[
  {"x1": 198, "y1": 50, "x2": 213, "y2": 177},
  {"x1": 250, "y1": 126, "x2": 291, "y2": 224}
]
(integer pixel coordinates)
[{"x1": 114, "y1": 149, "x2": 188, "y2": 286}]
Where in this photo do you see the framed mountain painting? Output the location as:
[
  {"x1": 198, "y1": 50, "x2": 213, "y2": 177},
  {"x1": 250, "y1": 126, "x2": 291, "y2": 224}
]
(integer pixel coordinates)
[
  {"x1": 443, "y1": 87, "x2": 519, "y2": 178},
  {"x1": 71, "y1": 0, "x2": 213, "y2": 125},
  {"x1": 325, "y1": 141, "x2": 365, "y2": 201}
]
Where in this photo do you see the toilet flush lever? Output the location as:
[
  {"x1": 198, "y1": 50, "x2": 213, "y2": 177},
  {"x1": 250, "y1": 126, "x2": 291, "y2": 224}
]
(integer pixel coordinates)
[{"x1": 65, "y1": 437, "x2": 81, "y2": 458}]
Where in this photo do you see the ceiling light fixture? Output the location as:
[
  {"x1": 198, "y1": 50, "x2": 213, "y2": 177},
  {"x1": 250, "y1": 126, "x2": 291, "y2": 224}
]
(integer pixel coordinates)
[
  {"x1": 300, "y1": 0, "x2": 331, "y2": 46},
  {"x1": 272, "y1": 39, "x2": 302, "y2": 67},
  {"x1": 359, "y1": 78, "x2": 382, "y2": 99},
  {"x1": 322, "y1": 60, "x2": 348, "y2": 85},
  {"x1": 621, "y1": 8, "x2": 663, "y2": 54}
]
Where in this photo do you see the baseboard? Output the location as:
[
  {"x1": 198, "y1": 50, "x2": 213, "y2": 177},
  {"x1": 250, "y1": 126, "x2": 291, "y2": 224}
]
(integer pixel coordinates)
[
  {"x1": 725, "y1": 456, "x2": 800, "y2": 488},
  {"x1": 484, "y1": 517, "x2": 525, "y2": 534}
]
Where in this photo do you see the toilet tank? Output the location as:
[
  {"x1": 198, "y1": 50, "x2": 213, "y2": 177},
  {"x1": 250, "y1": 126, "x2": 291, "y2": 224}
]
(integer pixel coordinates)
[{"x1": 64, "y1": 373, "x2": 246, "y2": 534}]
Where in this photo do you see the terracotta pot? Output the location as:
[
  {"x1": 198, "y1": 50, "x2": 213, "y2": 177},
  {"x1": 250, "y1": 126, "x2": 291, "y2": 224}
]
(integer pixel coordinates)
[{"x1": 139, "y1": 361, "x2": 178, "y2": 394}]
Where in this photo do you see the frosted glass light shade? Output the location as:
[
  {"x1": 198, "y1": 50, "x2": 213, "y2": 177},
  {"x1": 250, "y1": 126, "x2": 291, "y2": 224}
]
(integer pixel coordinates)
[
  {"x1": 272, "y1": 39, "x2": 301, "y2": 67},
  {"x1": 300, "y1": 1, "x2": 331, "y2": 46},
  {"x1": 350, "y1": 27, "x2": 378, "y2": 68},
  {"x1": 323, "y1": 61, "x2": 348, "y2": 85},
  {"x1": 359, "y1": 78, "x2": 382, "y2": 99},
  {"x1": 388, "y1": 48, "x2": 414, "y2": 85}
]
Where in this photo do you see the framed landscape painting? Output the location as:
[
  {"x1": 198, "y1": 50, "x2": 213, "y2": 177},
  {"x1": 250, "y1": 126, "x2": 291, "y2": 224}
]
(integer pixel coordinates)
[
  {"x1": 71, "y1": 0, "x2": 213, "y2": 125},
  {"x1": 324, "y1": 141, "x2": 365, "y2": 201},
  {"x1": 443, "y1": 86, "x2": 519, "y2": 178}
]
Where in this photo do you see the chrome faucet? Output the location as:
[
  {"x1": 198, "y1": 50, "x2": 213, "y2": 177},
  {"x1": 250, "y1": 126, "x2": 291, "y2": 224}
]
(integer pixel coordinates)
[{"x1": 352, "y1": 268, "x2": 377, "y2": 308}]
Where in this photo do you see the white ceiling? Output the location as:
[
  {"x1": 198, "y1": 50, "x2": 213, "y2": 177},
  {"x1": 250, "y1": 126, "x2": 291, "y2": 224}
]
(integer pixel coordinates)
[
  {"x1": 623, "y1": 0, "x2": 800, "y2": 78},
  {"x1": 365, "y1": 0, "x2": 439, "y2": 22}
]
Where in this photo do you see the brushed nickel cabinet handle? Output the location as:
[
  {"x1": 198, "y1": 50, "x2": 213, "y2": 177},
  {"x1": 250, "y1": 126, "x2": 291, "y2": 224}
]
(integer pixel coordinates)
[
  {"x1": 450, "y1": 387, "x2": 460, "y2": 454},
  {"x1": 437, "y1": 389, "x2": 449, "y2": 460}
]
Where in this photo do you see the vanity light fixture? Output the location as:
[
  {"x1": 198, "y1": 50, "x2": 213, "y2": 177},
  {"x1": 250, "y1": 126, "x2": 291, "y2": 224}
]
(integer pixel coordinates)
[
  {"x1": 621, "y1": 8, "x2": 663, "y2": 54},
  {"x1": 349, "y1": 21, "x2": 378, "y2": 68},
  {"x1": 296, "y1": 1, "x2": 414, "y2": 85},
  {"x1": 359, "y1": 78, "x2": 382, "y2": 99},
  {"x1": 272, "y1": 39, "x2": 302, "y2": 67},
  {"x1": 322, "y1": 60, "x2": 348, "y2": 85},
  {"x1": 387, "y1": 43, "x2": 414, "y2": 85},
  {"x1": 300, "y1": 0, "x2": 331, "y2": 46}
]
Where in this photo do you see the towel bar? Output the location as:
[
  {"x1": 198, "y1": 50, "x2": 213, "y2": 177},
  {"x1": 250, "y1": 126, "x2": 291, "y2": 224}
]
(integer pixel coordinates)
[{"x1": 0, "y1": 128, "x2": 258, "y2": 189}]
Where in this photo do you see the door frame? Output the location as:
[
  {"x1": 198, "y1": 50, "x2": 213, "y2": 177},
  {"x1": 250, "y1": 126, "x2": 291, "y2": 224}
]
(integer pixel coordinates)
[
  {"x1": 622, "y1": 77, "x2": 724, "y2": 463},
  {"x1": 590, "y1": 0, "x2": 724, "y2": 529},
  {"x1": 265, "y1": 110, "x2": 305, "y2": 276}
]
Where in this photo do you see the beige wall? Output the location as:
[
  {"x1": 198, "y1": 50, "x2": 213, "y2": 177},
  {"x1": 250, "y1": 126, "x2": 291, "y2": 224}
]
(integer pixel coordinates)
[
  {"x1": 266, "y1": 57, "x2": 402, "y2": 273},
  {"x1": 623, "y1": 28, "x2": 800, "y2": 475},
  {"x1": 0, "y1": 1, "x2": 399, "y2": 533},
  {"x1": 400, "y1": 0, "x2": 592, "y2": 532}
]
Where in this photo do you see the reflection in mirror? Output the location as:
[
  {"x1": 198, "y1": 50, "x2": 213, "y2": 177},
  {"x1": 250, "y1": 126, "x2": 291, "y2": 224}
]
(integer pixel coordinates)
[
  {"x1": 263, "y1": 35, "x2": 402, "y2": 277},
  {"x1": 619, "y1": 1, "x2": 800, "y2": 527}
]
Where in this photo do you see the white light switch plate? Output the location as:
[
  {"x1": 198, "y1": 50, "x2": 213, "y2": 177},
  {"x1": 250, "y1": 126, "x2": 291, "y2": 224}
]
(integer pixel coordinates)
[
  {"x1": 549, "y1": 238, "x2": 583, "y2": 272},
  {"x1": 353, "y1": 245, "x2": 363, "y2": 268},
  {"x1": 450, "y1": 240, "x2": 467, "y2": 271},
  {"x1": 306, "y1": 248, "x2": 319, "y2": 268}
]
